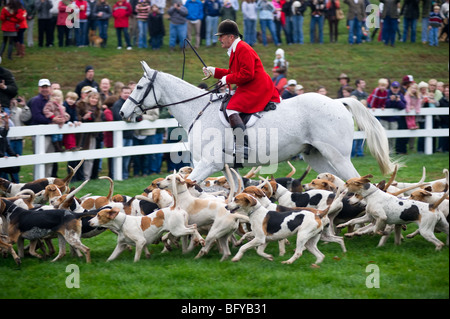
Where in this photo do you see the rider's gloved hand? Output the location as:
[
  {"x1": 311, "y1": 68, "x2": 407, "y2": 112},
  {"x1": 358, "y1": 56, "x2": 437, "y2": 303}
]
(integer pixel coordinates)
[
  {"x1": 219, "y1": 75, "x2": 227, "y2": 86},
  {"x1": 202, "y1": 66, "x2": 215, "y2": 77}
]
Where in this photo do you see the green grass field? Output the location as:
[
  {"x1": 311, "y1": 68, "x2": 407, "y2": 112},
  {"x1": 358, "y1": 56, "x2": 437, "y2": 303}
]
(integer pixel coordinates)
[
  {"x1": 0, "y1": 2, "x2": 448, "y2": 301},
  {"x1": 0, "y1": 155, "x2": 448, "y2": 299}
]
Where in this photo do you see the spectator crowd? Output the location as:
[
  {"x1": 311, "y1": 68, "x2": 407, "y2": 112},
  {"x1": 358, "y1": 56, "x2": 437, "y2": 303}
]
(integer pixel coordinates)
[
  {"x1": 269, "y1": 49, "x2": 448, "y2": 158},
  {"x1": 0, "y1": 50, "x2": 448, "y2": 183},
  {"x1": 0, "y1": 62, "x2": 191, "y2": 182},
  {"x1": 0, "y1": 0, "x2": 448, "y2": 59}
]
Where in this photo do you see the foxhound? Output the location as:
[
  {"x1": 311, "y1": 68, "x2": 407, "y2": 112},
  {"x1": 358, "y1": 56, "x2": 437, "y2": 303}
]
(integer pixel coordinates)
[
  {"x1": 89, "y1": 206, "x2": 204, "y2": 262},
  {"x1": 226, "y1": 193, "x2": 329, "y2": 267}
]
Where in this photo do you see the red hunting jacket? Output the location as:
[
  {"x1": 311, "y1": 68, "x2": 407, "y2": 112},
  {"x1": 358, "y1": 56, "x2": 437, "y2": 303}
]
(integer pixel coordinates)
[{"x1": 214, "y1": 40, "x2": 280, "y2": 114}]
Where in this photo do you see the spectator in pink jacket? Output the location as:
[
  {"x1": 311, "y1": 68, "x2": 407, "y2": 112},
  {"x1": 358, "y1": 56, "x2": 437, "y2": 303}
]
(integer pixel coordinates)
[
  {"x1": 113, "y1": 0, "x2": 132, "y2": 50},
  {"x1": 404, "y1": 82, "x2": 422, "y2": 129},
  {"x1": 43, "y1": 89, "x2": 70, "y2": 152}
]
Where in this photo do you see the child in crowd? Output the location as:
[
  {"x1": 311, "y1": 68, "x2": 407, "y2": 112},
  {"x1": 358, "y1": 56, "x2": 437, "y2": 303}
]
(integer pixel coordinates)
[
  {"x1": 136, "y1": 0, "x2": 151, "y2": 48},
  {"x1": 428, "y1": 5, "x2": 443, "y2": 47},
  {"x1": 404, "y1": 82, "x2": 421, "y2": 129},
  {"x1": 43, "y1": 89, "x2": 70, "y2": 152},
  {"x1": 63, "y1": 91, "x2": 81, "y2": 151},
  {"x1": 273, "y1": 48, "x2": 287, "y2": 69},
  {"x1": 148, "y1": 4, "x2": 165, "y2": 50},
  {"x1": 113, "y1": 0, "x2": 133, "y2": 50},
  {"x1": 367, "y1": 78, "x2": 389, "y2": 109},
  {"x1": 317, "y1": 86, "x2": 327, "y2": 95},
  {"x1": 220, "y1": 0, "x2": 236, "y2": 21},
  {"x1": 342, "y1": 86, "x2": 354, "y2": 98}
]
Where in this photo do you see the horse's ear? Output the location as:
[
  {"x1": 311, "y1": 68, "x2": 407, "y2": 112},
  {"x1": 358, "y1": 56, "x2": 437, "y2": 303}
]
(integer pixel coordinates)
[{"x1": 141, "y1": 61, "x2": 152, "y2": 77}]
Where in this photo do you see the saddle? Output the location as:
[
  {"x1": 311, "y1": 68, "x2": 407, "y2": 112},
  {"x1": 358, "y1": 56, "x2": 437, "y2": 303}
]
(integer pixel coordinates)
[{"x1": 219, "y1": 93, "x2": 277, "y2": 128}]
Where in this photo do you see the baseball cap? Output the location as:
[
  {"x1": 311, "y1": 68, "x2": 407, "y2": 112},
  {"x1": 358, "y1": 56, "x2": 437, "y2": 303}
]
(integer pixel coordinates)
[
  {"x1": 81, "y1": 86, "x2": 94, "y2": 94},
  {"x1": 85, "y1": 65, "x2": 94, "y2": 73},
  {"x1": 38, "y1": 79, "x2": 51, "y2": 87},
  {"x1": 391, "y1": 81, "x2": 400, "y2": 88},
  {"x1": 402, "y1": 75, "x2": 414, "y2": 85},
  {"x1": 287, "y1": 79, "x2": 297, "y2": 86}
]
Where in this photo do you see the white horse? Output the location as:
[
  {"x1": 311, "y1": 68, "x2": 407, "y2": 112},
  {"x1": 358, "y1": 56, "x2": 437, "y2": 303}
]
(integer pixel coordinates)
[{"x1": 120, "y1": 61, "x2": 396, "y2": 183}]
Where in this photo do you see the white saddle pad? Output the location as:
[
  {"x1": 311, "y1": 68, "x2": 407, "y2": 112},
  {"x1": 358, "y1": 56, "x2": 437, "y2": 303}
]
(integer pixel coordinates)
[{"x1": 219, "y1": 110, "x2": 262, "y2": 128}]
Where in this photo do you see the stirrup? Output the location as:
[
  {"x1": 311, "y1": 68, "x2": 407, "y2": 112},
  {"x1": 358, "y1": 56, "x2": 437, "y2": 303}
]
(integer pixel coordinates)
[{"x1": 223, "y1": 145, "x2": 250, "y2": 161}]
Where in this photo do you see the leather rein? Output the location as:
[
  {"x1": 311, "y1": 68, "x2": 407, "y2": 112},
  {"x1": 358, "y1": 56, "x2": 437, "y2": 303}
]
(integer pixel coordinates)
[{"x1": 127, "y1": 70, "x2": 225, "y2": 114}]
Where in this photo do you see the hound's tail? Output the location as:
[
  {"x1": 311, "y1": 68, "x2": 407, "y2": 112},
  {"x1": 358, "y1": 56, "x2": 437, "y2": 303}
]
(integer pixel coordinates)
[{"x1": 339, "y1": 98, "x2": 401, "y2": 176}]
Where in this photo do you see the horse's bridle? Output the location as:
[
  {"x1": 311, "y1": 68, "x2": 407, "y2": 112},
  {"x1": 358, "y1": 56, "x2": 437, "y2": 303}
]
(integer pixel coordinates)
[
  {"x1": 127, "y1": 70, "x2": 160, "y2": 114},
  {"x1": 127, "y1": 70, "x2": 225, "y2": 115}
]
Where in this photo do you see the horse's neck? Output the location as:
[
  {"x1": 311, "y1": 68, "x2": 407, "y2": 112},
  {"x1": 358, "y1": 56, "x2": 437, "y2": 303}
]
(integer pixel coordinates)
[{"x1": 159, "y1": 73, "x2": 211, "y2": 129}]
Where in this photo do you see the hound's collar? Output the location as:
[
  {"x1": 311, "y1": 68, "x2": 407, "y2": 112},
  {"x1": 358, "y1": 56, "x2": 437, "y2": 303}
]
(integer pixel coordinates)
[{"x1": 362, "y1": 188, "x2": 379, "y2": 199}]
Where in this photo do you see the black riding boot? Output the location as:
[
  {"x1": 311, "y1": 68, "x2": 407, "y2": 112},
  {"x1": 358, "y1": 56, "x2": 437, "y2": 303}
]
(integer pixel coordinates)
[{"x1": 228, "y1": 113, "x2": 249, "y2": 161}]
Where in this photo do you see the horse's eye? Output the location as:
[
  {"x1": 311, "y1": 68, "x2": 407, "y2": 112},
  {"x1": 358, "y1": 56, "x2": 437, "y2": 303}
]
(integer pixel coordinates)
[{"x1": 136, "y1": 85, "x2": 143, "y2": 90}]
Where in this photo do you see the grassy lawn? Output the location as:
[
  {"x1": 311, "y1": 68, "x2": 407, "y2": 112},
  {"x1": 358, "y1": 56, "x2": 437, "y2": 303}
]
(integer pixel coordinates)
[
  {"x1": 0, "y1": 154, "x2": 448, "y2": 299},
  {"x1": 0, "y1": 2, "x2": 448, "y2": 301}
]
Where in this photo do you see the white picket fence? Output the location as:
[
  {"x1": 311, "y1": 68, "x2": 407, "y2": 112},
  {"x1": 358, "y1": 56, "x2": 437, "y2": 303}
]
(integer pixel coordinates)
[
  {"x1": 0, "y1": 108, "x2": 448, "y2": 180},
  {"x1": 1, "y1": 118, "x2": 186, "y2": 180}
]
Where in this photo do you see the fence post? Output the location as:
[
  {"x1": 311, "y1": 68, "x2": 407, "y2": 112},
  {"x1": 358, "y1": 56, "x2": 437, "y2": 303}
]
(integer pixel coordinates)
[
  {"x1": 424, "y1": 114, "x2": 433, "y2": 155},
  {"x1": 113, "y1": 130, "x2": 124, "y2": 181},
  {"x1": 33, "y1": 135, "x2": 46, "y2": 180}
]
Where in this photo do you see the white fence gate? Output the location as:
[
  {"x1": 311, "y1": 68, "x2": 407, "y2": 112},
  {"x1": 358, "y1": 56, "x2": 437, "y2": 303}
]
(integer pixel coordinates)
[{"x1": 1, "y1": 108, "x2": 448, "y2": 180}]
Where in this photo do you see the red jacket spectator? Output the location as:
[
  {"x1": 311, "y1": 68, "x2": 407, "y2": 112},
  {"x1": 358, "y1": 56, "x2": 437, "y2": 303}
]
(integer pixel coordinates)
[
  {"x1": 367, "y1": 87, "x2": 389, "y2": 109},
  {"x1": 0, "y1": 7, "x2": 25, "y2": 32},
  {"x1": 112, "y1": 0, "x2": 132, "y2": 28},
  {"x1": 57, "y1": 0, "x2": 75, "y2": 26},
  {"x1": 75, "y1": 0, "x2": 88, "y2": 20},
  {"x1": 18, "y1": 8, "x2": 27, "y2": 29}
]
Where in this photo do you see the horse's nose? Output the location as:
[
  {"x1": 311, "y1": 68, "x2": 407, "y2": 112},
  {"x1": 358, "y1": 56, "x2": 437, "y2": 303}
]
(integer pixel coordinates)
[{"x1": 119, "y1": 111, "x2": 124, "y2": 118}]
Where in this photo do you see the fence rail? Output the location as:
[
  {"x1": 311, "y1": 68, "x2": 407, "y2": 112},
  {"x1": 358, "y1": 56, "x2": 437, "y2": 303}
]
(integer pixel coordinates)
[{"x1": 0, "y1": 108, "x2": 448, "y2": 180}]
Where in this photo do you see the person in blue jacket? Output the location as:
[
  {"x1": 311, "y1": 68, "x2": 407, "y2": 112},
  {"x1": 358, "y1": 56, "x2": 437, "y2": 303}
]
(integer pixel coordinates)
[{"x1": 185, "y1": 0, "x2": 204, "y2": 48}]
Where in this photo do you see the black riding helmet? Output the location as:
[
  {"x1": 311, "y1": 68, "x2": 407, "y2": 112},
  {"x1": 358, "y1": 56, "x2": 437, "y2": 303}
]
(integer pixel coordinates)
[{"x1": 215, "y1": 19, "x2": 243, "y2": 39}]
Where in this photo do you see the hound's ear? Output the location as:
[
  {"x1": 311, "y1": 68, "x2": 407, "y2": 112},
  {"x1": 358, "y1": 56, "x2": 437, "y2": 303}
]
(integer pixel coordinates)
[
  {"x1": 176, "y1": 175, "x2": 186, "y2": 185},
  {"x1": 141, "y1": 61, "x2": 152, "y2": 77},
  {"x1": 108, "y1": 207, "x2": 120, "y2": 219},
  {"x1": 254, "y1": 187, "x2": 266, "y2": 198},
  {"x1": 360, "y1": 174, "x2": 373, "y2": 184},
  {"x1": 245, "y1": 194, "x2": 257, "y2": 207}
]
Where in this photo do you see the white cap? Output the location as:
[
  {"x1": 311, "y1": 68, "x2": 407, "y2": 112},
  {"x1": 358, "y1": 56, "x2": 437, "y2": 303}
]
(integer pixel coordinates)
[
  {"x1": 38, "y1": 79, "x2": 51, "y2": 87},
  {"x1": 287, "y1": 79, "x2": 297, "y2": 86},
  {"x1": 275, "y1": 48, "x2": 285, "y2": 58}
]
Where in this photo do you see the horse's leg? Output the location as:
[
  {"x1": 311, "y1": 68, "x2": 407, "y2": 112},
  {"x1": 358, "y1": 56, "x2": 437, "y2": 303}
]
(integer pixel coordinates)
[
  {"x1": 189, "y1": 160, "x2": 223, "y2": 183},
  {"x1": 302, "y1": 142, "x2": 359, "y2": 180}
]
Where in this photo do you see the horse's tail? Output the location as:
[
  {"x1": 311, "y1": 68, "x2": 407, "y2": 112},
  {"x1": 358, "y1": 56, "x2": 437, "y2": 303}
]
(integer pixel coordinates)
[{"x1": 339, "y1": 98, "x2": 401, "y2": 176}]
